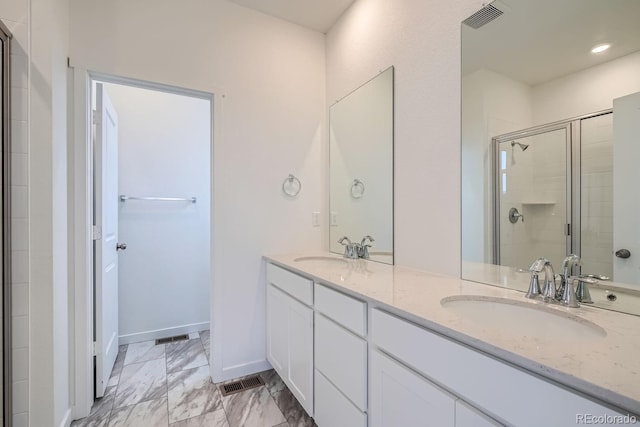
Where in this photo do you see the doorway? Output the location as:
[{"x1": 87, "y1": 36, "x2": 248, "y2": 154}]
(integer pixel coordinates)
[{"x1": 72, "y1": 71, "x2": 214, "y2": 417}]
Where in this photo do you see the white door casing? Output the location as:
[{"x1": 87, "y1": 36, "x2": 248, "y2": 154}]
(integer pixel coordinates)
[
  {"x1": 94, "y1": 82, "x2": 120, "y2": 398},
  {"x1": 613, "y1": 92, "x2": 640, "y2": 284}
]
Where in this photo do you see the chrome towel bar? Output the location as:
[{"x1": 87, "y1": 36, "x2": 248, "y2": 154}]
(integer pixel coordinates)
[{"x1": 119, "y1": 195, "x2": 196, "y2": 203}]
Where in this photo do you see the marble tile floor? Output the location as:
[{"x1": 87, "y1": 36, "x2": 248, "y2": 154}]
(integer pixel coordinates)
[{"x1": 71, "y1": 330, "x2": 316, "y2": 427}]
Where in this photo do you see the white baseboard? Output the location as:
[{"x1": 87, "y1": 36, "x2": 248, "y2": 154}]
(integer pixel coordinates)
[
  {"x1": 216, "y1": 359, "x2": 272, "y2": 383},
  {"x1": 60, "y1": 408, "x2": 73, "y2": 427},
  {"x1": 118, "y1": 321, "x2": 210, "y2": 345}
]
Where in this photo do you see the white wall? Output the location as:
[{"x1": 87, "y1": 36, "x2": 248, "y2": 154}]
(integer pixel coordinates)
[
  {"x1": 69, "y1": 0, "x2": 325, "y2": 381},
  {"x1": 29, "y1": 0, "x2": 71, "y2": 424},
  {"x1": 532, "y1": 51, "x2": 640, "y2": 125},
  {"x1": 103, "y1": 83, "x2": 211, "y2": 343},
  {"x1": 1, "y1": 0, "x2": 31, "y2": 424},
  {"x1": 327, "y1": 0, "x2": 484, "y2": 274},
  {"x1": 461, "y1": 69, "x2": 532, "y2": 263}
]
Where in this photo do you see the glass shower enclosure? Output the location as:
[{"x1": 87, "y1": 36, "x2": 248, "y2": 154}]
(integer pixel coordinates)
[{"x1": 492, "y1": 111, "x2": 613, "y2": 277}]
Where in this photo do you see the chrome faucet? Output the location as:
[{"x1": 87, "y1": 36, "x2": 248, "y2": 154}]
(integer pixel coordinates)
[
  {"x1": 358, "y1": 235, "x2": 375, "y2": 259},
  {"x1": 526, "y1": 258, "x2": 545, "y2": 299},
  {"x1": 541, "y1": 261, "x2": 556, "y2": 302},
  {"x1": 526, "y1": 258, "x2": 556, "y2": 301},
  {"x1": 557, "y1": 254, "x2": 581, "y2": 300},
  {"x1": 338, "y1": 236, "x2": 358, "y2": 259},
  {"x1": 561, "y1": 276, "x2": 597, "y2": 308},
  {"x1": 575, "y1": 278, "x2": 594, "y2": 304},
  {"x1": 526, "y1": 254, "x2": 597, "y2": 307}
]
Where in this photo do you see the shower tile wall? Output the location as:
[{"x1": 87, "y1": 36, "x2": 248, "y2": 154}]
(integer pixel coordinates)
[
  {"x1": 499, "y1": 130, "x2": 567, "y2": 270},
  {"x1": 581, "y1": 114, "x2": 613, "y2": 278},
  {"x1": 2, "y1": 1, "x2": 30, "y2": 425}
]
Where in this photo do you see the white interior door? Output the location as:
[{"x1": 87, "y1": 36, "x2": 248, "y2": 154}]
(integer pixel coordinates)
[
  {"x1": 613, "y1": 92, "x2": 640, "y2": 285},
  {"x1": 94, "y1": 83, "x2": 120, "y2": 398}
]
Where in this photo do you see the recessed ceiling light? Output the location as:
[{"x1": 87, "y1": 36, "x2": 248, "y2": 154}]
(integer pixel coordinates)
[{"x1": 591, "y1": 43, "x2": 611, "y2": 54}]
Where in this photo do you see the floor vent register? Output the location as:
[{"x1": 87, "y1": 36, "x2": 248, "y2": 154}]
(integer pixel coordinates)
[{"x1": 220, "y1": 375, "x2": 265, "y2": 396}]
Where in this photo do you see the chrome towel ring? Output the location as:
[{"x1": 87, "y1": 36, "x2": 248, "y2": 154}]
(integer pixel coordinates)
[
  {"x1": 351, "y1": 179, "x2": 365, "y2": 199},
  {"x1": 283, "y1": 174, "x2": 302, "y2": 197}
]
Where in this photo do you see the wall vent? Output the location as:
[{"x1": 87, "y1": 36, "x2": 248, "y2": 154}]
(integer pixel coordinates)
[
  {"x1": 155, "y1": 334, "x2": 189, "y2": 345},
  {"x1": 220, "y1": 375, "x2": 265, "y2": 396},
  {"x1": 462, "y1": 4, "x2": 504, "y2": 29}
]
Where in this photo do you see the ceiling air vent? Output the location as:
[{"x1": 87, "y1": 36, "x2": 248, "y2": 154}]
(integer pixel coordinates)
[{"x1": 462, "y1": 4, "x2": 503, "y2": 29}]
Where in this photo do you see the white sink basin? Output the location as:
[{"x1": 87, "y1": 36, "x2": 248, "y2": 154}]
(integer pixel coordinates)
[
  {"x1": 294, "y1": 256, "x2": 349, "y2": 265},
  {"x1": 441, "y1": 296, "x2": 606, "y2": 340}
]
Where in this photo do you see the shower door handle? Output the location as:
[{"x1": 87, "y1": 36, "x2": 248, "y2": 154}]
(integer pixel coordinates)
[{"x1": 116, "y1": 242, "x2": 127, "y2": 251}]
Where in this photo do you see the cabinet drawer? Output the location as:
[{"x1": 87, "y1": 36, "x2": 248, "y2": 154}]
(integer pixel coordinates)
[
  {"x1": 315, "y1": 370, "x2": 366, "y2": 427},
  {"x1": 266, "y1": 263, "x2": 313, "y2": 306},
  {"x1": 371, "y1": 309, "x2": 624, "y2": 427},
  {"x1": 315, "y1": 313, "x2": 367, "y2": 411},
  {"x1": 315, "y1": 283, "x2": 366, "y2": 335}
]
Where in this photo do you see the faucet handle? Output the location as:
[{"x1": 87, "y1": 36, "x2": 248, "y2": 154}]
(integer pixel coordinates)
[
  {"x1": 358, "y1": 236, "x2": 374, "y2": 259},
  {"x1": 360, "y1": 235, "x2": 375, "y2": 246},
  {"x1": 575, "y1": 277, "x2": 596, "y2": 304},
  {"x1": 361, "y1": 244, "x2": 372, "y2": 259},
  {"x1": 338, "y1": 236, "x2": 355, "y2": 258},
  {"x1": 561, "y1": 276, "x2": 589, "y2": 308},
  {"x1": 541, "y1": 261, "x2": 556, "y2": 303},
  {"x1": 529, "y1": 258, "x2": 547, "y2": 272},
  {"x1": 525, "y1": 272, "x2": 541, "y2": 299}
]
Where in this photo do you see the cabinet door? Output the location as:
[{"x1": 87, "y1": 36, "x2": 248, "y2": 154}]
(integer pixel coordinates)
[
  {"x1": 455, "y1": 401, "x2": 502, "y2": 427},
  {"x1": 315, "y1": 370, "x2": 367, "y2": 427},
  {"x1": 370, "y1": 350, "x2": 455, "y2": 427},
  {"x1": 287, "y1": 296, "x2": 314, "y2": 415},
  {"x1": 315, "y1": 313, "x2": 367, "y2": 410},
  {"x1": 266, "y1": 284, "x2": 288, "y2": 374}
]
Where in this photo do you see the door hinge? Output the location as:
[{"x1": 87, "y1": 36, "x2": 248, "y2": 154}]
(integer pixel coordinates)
[
  {"x1": 92, "y1": 341, "x2": 97, "y2": 356},
  {"x1": 92, "y1": 225, "x2": 102, "y2": 240},
  {"x1": 566, "y1": 223, "x2": 571, "y2": 236}
]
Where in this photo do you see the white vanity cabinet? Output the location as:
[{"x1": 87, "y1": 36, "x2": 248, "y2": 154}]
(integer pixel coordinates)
[
  {"x1": 264, "y1": 259, "x2": 636, "y2": 427},
  {"x1": 265, "y1": 264, "x2": 314, "y2": 416},
  {"x1": 314, "y1": 283, "x2": 368, "y2": 427},
  {"x1": 371, "y1": 308, "x2": 627, "y2": 427}
]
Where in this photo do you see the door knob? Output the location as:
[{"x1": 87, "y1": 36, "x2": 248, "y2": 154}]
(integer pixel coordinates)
[
  {"x1": 116, "y1": 243, "x2": 127, "y2": 251},
  {"x1": 615, "y1": 249, "x2": 630, "y2": 259}
]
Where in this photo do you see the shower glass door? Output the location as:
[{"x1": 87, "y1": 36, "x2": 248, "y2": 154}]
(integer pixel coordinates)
[
  {"x1": 580, "y1": 112, "x2": 613, "y2": 279},
  {"x1": 494, "y1": 125, "x2": 570, "y2": 270}
]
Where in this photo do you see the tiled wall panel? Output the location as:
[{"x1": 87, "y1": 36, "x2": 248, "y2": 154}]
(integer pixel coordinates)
[{"x1": 1, "y1": 0, "x2": 30, "y2": 424}]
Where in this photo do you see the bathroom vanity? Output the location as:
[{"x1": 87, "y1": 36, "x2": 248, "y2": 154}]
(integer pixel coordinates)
[{"x1": 264, "y1": 253, "x2": 640, "y2": 427}]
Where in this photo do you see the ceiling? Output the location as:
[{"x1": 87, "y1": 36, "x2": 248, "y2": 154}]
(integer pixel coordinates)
[
  {"x1": 227, "y1": 0, "x2": 356, "y2": 33},
  {"x1": 462, "y1": 0, "x2": 640, "y2": 86}
]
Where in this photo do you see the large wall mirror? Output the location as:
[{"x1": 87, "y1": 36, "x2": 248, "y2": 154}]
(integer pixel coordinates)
[
  {"x1": 0, "y1": 19, "x2": 11, "y2": 427},
  {"x1": 461, "y1": 0, "x2": 640, "y2": 315},
  {"x1": 329, "y1": 67, "x2": 394, "y2": 264}
]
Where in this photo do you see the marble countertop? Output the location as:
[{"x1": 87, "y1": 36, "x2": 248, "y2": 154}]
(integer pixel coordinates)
[{"x1": 264, "y1": 252, "x2": 640, "y2": 415}]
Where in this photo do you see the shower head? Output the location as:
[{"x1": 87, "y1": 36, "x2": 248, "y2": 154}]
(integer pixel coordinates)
[{"x1": 511, "y1": 141, "x2": 529, "y2": 151}]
